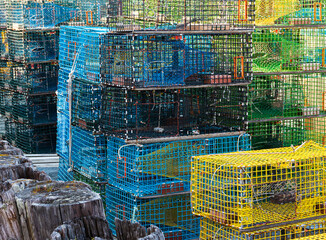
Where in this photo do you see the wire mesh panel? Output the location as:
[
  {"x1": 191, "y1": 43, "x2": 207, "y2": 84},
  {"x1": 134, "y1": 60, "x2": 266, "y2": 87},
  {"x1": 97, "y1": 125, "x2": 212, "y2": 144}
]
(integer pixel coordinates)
[
  {"x1": 58, "y1": 156, "x2": 73, "y2": 181},
  {"x1": 108, "y1": 134, "x2": 251, "y2": 197},
  {"x1": 106, "y1": 33, "x2": 253, "y2": 88},
  {"x1": 56, "y1": 111, "x2": 69, "y2": 159},
  {"x1": 256, "y1": 0, "x2": 326, "y2": 26},
  {"x1": 5, "y1": 120, "x2": 57, "y2": 153},
  {"x1": 11, "y1": 93, "x2": 57, "y2": 125},
  {"x1": 71, "y1": 126, "x2": 107, "y2": 180},
  {"x1": 5, "y1": 0, "x2": 78, "y2": 29},
  {"x1": 102, "y1": 86, "x2": 248, "y2": 140},
  {"x1": 0, "y1": 0, "x2": 6, "y2": 27},
  {"x1": 57, "y1": 68, "x2": 69, "y2": 113},
  {"x1": 71, "y1": 79, "x2": 103, "y2": 131},
  {"x1": 191, "y1": 141, "x2": 326, "y2": 231},
  {"x1": 0, "y1": 28, "x2": 8, "y2": 59},
  {"x1": 248, "y1": 117, "x2": 326, "y2": 150},
  {"x1": 0, "y1": 89, "x2": 12, "y2": 115},
  {"x1": 106, "y1": 185, "x2": 200, "y2": 240},
  {"x1": 59, "y1": 26, "x2": 110, "y2": 84},
  {"x1": 253, "y1": 28, "x2": 326, "y2": 73},
  {"x1": 9, "y1": 61, "x2": 58, "y2": 94},
  {"x1": 200, "y1": 218, "x2": 326, "y2": 240},
  {"x1": 8, "y1": 29, "x2": 59, "y2": 62},
  {"x1": 249, "y1": 73, "x2": 326, "y2": 121},
  {"x1": 107, "y1": 0, "x2": 255, "y2": 32},
  {"x1": 294, "y1": 233, "x2": 326, "y2": 240},
  {"x1": 0, "y1": 60, "x2": 11, "y2": 89}
]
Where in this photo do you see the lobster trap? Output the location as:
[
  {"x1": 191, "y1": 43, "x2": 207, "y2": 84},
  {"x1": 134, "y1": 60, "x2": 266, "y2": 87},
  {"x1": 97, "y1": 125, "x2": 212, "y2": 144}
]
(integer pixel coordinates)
[
  {"x1": 57, "y1": 156, "x2": 73, "y2": 181},
  {"x1": 107, "y1": 0, "x2": 255, "y2": 32},
  {"x1": 5, "y1": 120, "x2": 56, "y2": 153},
  {"x1": 0, "y1": 89, "x2": 13, "y2": 116},
  {"x1": 102, "y1": 86, "x2": 248, "y2": 140},
  {"x1": 56, "y1": 110, "x2": 69, "y2": 159},
  {"x1": 106, "y1": 185, "x2": 200, "y2": 240},
  {"x1": 256, "y1": 0, "x2": 326, "y2": 26},
  {"x1": 0, "y1": 28, "x2": 8, "y2": 59},
  {"x1": 191, "y1": 141, "x2": 326, "y2": 231},
  {"x1": 11, "y1": 92, "x2": 57, "y2": 125},
  {"x1": 57, "y1": 68, "x2": 69, "y2": 113},
  {"x1": 0, "y1": 60, "x2": 11, "y2": 89},
  {"x1": 71, "y1": 126, "x2": 107, "y2": 180},
  {"x1": 253, "y1": 28, "x2": 326, "y2": 73},
  {"x1": 59, "y1": 26, "x2": 110, "y2": 84},
  {"x1": 9, "y1": 61, "x2": 58, "y2": 94},
  {"x1": 0, "y1": 0, "x2": 6, "y2": 27},
  {"x1": 249, "y1": 73, "x2": 326, "y2": 121},
  {"x1": 8, "y1": 29, "x2": 59, "y2": 63},
  {"x1": 248, "y1": 117, "x2": 326, "y2": 150},
  {"x1": 106, "y1": 33, "x2": 253, "y2": 88},
  {"x1": 108, "y1": 134, "x2": 251, "y2": 197},
  {"x1": 200, "y1": 217, "x2": 326, "y2": 240}
]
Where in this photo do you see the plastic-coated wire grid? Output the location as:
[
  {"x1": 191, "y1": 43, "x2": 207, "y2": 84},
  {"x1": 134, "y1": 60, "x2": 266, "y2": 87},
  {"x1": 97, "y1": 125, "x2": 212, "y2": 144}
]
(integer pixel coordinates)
[
  {"x1": 10, "y1": 92, "x2": 57, "y2": 126},
  {"x1": 57, "y1": 156, "x2": 73, "y2": 181},
  {"x1": 59, "y1": 26, "x2": 253, "y2": 87},
  {"x1": 253, "y1": 28, "x2": 326, "y2": 73},
  {"x1": 256, "y1": 0, "x2": 326, "y2": 26},
  {"x1": 106, "y1": 185, "x2": 200, "y2": 240},
  {"x1": 0, "y1": 0, "x2": 6, "y2": 27},
  {"x1": 8, "y1": 61, "x2": 58, "y2": 94},
  {"x1": 56, "y1": 110, "x2": 69, "y2": 160},
  {"x1": 0, "y1": 28, "x2": 8, "y2": 60},
  {"x1": 5, "y1": 0, "x2": 108, "y2": 30},
  {"x1": 191, "y1": 141, "x2": 326, "y2": 230},
  {"x1": 107, "y1": 134, "x2": 251, "y2": 197},
  {"x1": 5, "y1": 120, "x2": 57, "y2": 153},
  {"x1": 200, "y1": 218, "x2": 326, "y2": 240},
  {"x1": 71, "y1": 79, "x2": 103, "y2": 132},
  {"x1": 248, "y1": 117, "x2": 326, "y2": 150},
  {"x1": 106, "y1": 33, "x2": 253, "y2": 88},
  {"x1": 102, "y1": 86, "x2": 248, "y2": 140},
  {"x1": 249, "y1": 73, "x2": 326, "y2": 121},
  {"x1": 8, "y1": 29, "x2": 59, "y2": 63},
  {"x1": 107, "y1": 0, "x2": 255, "y2": 32},
  {"x1": 57, "y1": 68, "x2": 69, "y2": 113},
  {"x1": 0, "y1": 60, "x2": 11, "y2": 89},
  {"x1": 0, "y1": 89, "x2": 13, "y2": 116},
  {"x1": 59, "y1": 26, "x2": 110, "y2": 84},
  {"x1": 71, "y1": 126, "x2": 107, "y2": 180}
]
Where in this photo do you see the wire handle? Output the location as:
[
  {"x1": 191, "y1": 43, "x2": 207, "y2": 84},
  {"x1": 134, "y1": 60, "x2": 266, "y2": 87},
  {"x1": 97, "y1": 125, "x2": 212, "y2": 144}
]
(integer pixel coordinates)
[{"x1": 86, "y1": 11, "x2": 94, "y2": 25}]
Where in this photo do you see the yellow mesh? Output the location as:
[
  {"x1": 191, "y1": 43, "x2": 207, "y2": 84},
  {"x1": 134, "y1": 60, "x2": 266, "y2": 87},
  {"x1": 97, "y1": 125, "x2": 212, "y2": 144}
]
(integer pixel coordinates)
[
  {"x1": 200, "y1": 217, "x2": 326, "y2": 240},
  {"x1": 191, "y1": 141, "x2": 326, "y2": 230}
]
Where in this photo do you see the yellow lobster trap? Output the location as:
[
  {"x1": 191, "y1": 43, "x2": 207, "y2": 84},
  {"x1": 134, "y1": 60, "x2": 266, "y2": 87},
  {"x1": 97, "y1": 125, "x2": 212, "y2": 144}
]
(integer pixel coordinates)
[
  {"x1": 200, "y1": 217, "x2": 326, "y2": 239},
  {"x1": 191, "y1": 141, "x2": 326, "y2": 231}
]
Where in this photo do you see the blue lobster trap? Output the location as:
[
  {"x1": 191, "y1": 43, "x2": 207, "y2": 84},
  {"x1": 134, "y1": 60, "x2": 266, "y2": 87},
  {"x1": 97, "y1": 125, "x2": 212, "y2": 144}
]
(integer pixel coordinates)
[
  {"x1": 106, "y1": 185, "x2": 200, "y2": 240},
  {"x1": 0, "y1": 0, "x2": 6, "y2": 27},
  {"x1": 9, "y1": 61, "x2": 58, "y2": 94},
  {"x1": 11, "y1": 92, "x2": 57, "y2": 125},
  {"x1": 8, "y1": 29, "x2": 59, "y2": 62},
  {"x1": 56, "y1": 110, "x2": 69, "y2": 159},
  {"x1": 0, "y1": 60, "x2": 11, "y2": 89},
  {"x1": 59, "y1": 26, "x2": 111, "y2": 84},
  {"x1": 101, "y1": 86, "x2": 248, "y2": 140},
  {"x1": 107, "y1": 134, "x2": 251, "y2": 197},
  {"x1": 71, "y1": 126, "x2": 107, "y2": 180},
  {"x1": 58, "y1": 156, "x2": 73, "y2": 181},
  {"x1": 57, "y1": 68, "x2": 69, "y2": 113},
  {"x1": 107, "y1": 33, "x2": 252, "y2": 88},
  {"x1": 0, "y1": 89, "x2": 12, "y2": 115},
  {"x1": 5, "y1": 120, "x2": 57, "y2": 154}
]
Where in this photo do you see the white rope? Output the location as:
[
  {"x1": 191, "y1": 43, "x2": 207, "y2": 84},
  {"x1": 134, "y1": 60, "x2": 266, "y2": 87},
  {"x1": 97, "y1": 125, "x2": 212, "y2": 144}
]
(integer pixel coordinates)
[{"x1": 118, "y1": 144, "x2": 143, "y2": 160}]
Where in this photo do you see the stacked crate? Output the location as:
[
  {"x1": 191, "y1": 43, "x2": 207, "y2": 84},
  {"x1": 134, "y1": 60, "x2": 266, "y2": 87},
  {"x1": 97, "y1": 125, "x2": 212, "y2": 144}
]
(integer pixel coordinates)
[
  {"x1": 0, "y1": 0, "x2": 108, "y2": 153},
  {"x1": 248, "y1": 0, "x2": 326, "y2": 150},
  {"x1": 57, "y1": 1, "x2": 256, "y2": 239},
  {"x1": 191, "y1": 141, "x2": 326, "y2": 239}
]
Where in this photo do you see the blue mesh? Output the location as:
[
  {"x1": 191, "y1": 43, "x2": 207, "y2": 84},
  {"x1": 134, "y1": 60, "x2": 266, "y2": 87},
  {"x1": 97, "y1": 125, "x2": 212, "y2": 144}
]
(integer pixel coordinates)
[
  {"x1": 107, "y1": 134, "x2": 251, "y2": 197},
  {"x1": 71, "y1": 126, "x2": 107, "y2": 180},
  {"x1": 0, "y1": 28, "x2": 8, "y2": 59},
  {"x1": 106, "y1": 185, "x2": 200, "y2": 240},
  {"x1": 58, "y1": 157, "x2": 73, "y2": 181},
  {"x1": 57, "y1": 110, "x2": 69, "y2": 159},
  {"x1": 57, "y1": 68, "x2": 69, "y2": 113}
]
